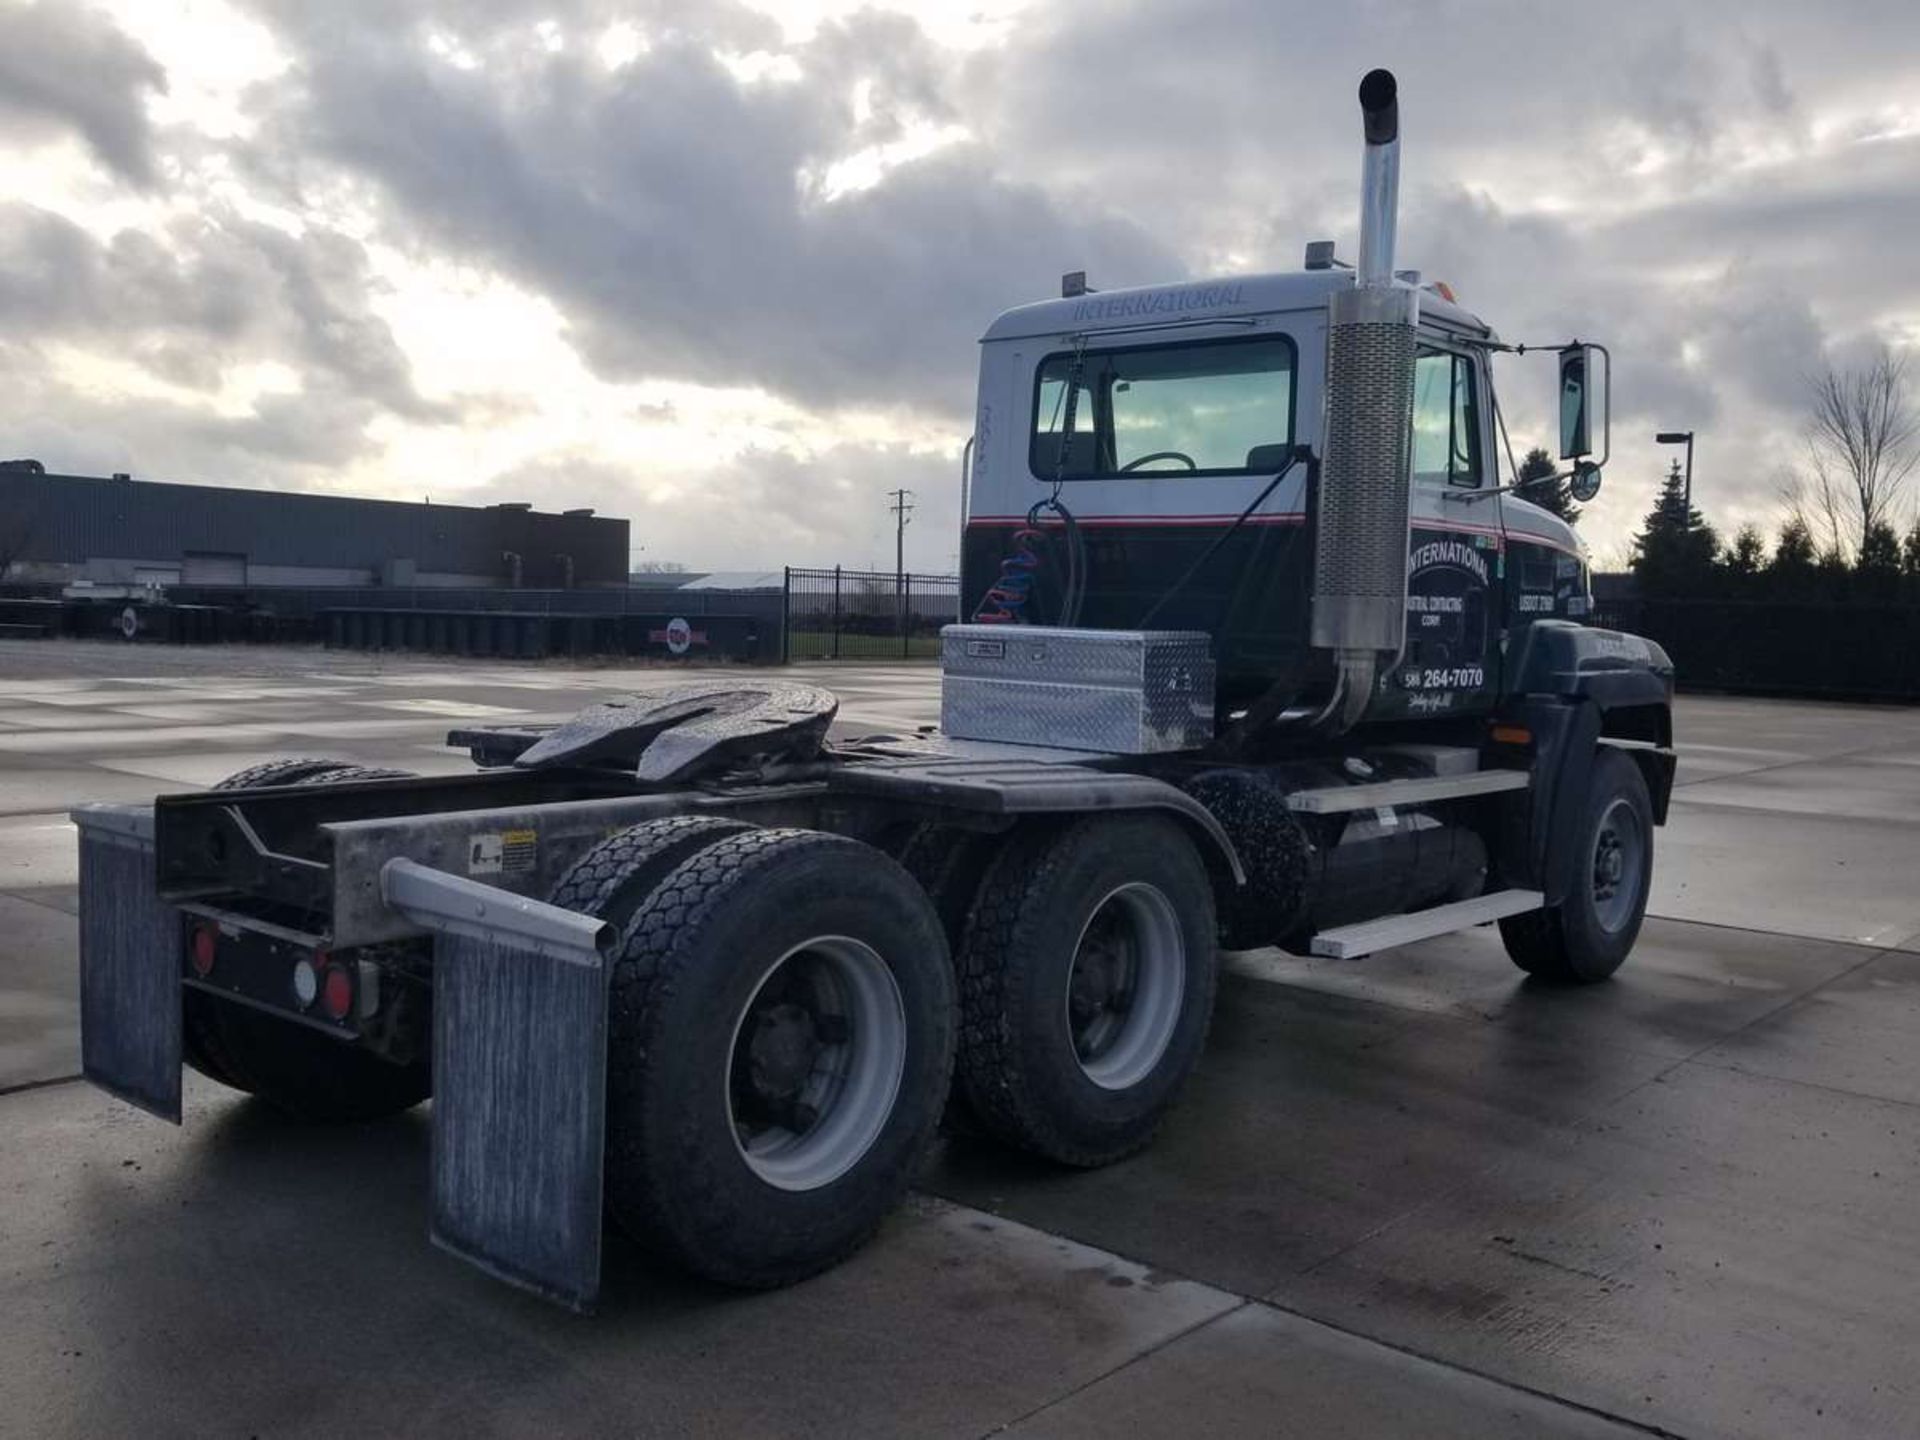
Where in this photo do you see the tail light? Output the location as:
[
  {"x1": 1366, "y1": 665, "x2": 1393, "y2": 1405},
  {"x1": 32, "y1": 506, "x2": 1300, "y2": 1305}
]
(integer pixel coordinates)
[
  {"x1": 189, "y1": 924, "x2": 218, "y2": 977},
  {"x1": 320, "y1": 963, "x2": 355, "y2": 1022}
]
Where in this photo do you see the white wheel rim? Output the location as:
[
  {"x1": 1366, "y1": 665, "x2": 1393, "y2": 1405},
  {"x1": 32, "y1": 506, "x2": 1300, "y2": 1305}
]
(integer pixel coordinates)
[
  {"x1": 726, "y1": 936, "x2": 906, "y2": 1192},
  {"x1": 1591, "y1": 797, "x2": 1646, "y2": 934},
  {"x1": 1065, "y1": 882, "x2": 1186, "y2": 1091}
]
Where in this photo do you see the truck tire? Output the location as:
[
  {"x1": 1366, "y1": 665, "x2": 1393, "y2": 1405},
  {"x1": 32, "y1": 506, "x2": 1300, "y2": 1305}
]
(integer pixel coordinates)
[
  {"x1": 956, "y1": 814, "x2": 1218, "y2": 1168},
  {"x1": 182, "y1": 760, "x2": 430, "y2": 1120},
  {"x1": 191, "y1": 1002, "x2": 433, "y2": 1123},
  {"x1": 1500, "y1": 748, "x2": 1653, "y2": 983},
  {"x1": 548, "y1": 814, "x2": 753, "y2": 933},
  {"x1": 210, "y1": 757, "x2": 367, "y2": 790},
  {"x1": 893, "y1": 823, "x2": 997, "y2": 950},
  {"x1": 604, "y1": 828, "x2": 955, "y2": 1288}
]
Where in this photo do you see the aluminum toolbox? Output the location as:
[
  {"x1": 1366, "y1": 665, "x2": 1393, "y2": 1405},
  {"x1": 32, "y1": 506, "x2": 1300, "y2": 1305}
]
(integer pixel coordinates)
[{"x1": 939, "y1": 625, "x2": 1215, "y2": 754}]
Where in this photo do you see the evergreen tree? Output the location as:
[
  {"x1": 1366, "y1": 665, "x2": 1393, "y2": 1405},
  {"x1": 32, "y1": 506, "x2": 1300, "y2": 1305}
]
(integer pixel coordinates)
[
  {"x1": 1721, "y1": 523, "x2": 1766, "y2": 588},
  {"x1": 1855, "y1": 520, "x2": 1902, "y2": 600},
  {"x1": 1515, "y1": 445, "x2": 1580, "y2": 525},
  {"x1": 1772, "y1": 516, "x2": 1816, "y2": 572},
  {"x1": 1903, "y1": 518, "x2": 1920, "y2": 579},
  {"x1": 1815, "y1": 545, "x2": 1853, "y2": 601},
  {"x1": 1630, "y1": 459, "x2": 1719, "y2": 596},
  {"x1": 1767, "y1": 517, "x2": 1817, "y2": 600}
]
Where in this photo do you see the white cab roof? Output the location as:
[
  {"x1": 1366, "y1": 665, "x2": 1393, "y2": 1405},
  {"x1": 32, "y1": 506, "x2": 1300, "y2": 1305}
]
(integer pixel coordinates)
[{"x1": 980, "y1": 269, "x2": 1493, "y2": 344}]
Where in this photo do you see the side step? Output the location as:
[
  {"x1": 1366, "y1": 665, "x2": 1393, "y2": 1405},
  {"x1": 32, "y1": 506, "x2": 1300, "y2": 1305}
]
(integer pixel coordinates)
[
  {"x1": 1310, "y1": 889, "x2": 1545, "y2": 960},
  {"x1": 1286, "y1": 768, "x2": 1530, "y2": 815}
]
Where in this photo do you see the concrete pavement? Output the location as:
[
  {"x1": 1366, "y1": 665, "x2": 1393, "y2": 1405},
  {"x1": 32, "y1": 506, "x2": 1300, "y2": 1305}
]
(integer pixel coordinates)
[{"x1": 1, "y1": 638, "x2": 1916, "y2": 1438}]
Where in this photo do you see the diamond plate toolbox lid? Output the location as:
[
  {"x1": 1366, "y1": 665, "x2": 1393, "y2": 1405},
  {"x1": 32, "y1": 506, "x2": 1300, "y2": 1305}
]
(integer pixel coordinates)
[{"x1": 939, "y1": 625, "x2": 1215, "y2": 753}]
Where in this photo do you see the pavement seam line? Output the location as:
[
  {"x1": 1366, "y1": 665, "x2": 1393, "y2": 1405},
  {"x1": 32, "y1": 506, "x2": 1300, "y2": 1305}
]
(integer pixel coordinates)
[
  {"x1": 1241, "y1": 1295, "x2": 1700, "y2": 1440},
  {"x1": 1638, "y1": 910, "x2": 1909, "y2": 952},
  {"x1": 0, "y1": 1072, "x2": 83, "y2": 1099},
  {"x1": 973, "y1": 1301, "x2": 1250, "y2": 1438},
  {"x1": 1680, "y1": 1053, "x2": 1920, "y2": 1110},
  {"x1": 1669, "y1": 735, "x2": 1905, "y2": 790},
  {"x1": 953, "y1": 1173, "x2": 1685, "y2": 1440},
  {"x1": 1585, "y1": 939, "x2": 1892, "y2": 1116}
]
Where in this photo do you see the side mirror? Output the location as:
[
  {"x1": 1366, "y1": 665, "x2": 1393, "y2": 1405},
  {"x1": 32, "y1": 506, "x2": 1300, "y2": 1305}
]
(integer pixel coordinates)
[
  {"x1": 1558, "y1": 344, "x2": 1609, "y2": 461},
  {"x1": 1568, "y1": 460, "x2": 1602, "y2": 503}
]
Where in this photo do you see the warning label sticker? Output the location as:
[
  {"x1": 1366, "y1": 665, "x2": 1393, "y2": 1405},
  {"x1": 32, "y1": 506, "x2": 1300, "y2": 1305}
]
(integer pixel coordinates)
[{"x1": 469, "y1": 828, "x2": 538, "y2": 877}]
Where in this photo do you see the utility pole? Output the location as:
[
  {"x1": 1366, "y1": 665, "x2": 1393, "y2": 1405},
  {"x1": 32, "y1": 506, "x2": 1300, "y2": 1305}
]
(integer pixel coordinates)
[
  {"x1": 888, "y1": 487, "x2": 914, "y2": 643},
  {"x1": 888, "y1": 488, "x2": 914, "y2": 582}
]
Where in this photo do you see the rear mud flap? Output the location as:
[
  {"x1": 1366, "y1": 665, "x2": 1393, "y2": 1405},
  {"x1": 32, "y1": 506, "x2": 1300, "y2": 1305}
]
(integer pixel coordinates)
[
  {"x1": 383, "y1": 860, "x2": 612, "y2": 1312},
  {"x1": 72, "y1": 805, "x2": 182, "y2": 1123}
]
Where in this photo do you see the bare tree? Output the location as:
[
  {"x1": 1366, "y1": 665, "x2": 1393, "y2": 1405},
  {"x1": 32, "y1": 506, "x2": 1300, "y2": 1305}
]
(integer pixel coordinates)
[{"x1": 1796, "y1": 348, "x2": 1918, "y2": 558}]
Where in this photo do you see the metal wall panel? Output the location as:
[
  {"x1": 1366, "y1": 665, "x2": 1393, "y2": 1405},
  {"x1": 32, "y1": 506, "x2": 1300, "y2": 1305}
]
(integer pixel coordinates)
[{"x1": 2, "y1": 472, "x2": 630, "y2": 586}]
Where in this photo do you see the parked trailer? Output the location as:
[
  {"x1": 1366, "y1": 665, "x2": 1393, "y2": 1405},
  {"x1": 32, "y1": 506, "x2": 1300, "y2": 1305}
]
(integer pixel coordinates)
[{"x1": 73, "y1": 71, "x2": 1675, "y2": 1310}]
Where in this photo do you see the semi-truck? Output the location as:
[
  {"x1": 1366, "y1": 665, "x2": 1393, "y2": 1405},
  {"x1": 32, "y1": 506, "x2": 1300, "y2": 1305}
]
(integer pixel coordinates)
[{"x1": 72, "y1": 70, "x2": 1673, "y2": 1310}]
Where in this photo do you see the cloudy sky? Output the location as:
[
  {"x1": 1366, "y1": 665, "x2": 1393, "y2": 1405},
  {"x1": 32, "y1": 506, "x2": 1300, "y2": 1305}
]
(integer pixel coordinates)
[{"x1": 3, "y1": 0, "x2": 1917, "y2": 571}]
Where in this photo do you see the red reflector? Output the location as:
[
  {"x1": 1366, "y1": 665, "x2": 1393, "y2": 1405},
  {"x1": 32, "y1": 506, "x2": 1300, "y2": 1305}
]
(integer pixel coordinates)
[
  {"x1": 190, "y1": 925, "x2": 218, "y2": 977},
  {"x1": 320, "y1": 964, "x2": 354, "y2": 1021}
]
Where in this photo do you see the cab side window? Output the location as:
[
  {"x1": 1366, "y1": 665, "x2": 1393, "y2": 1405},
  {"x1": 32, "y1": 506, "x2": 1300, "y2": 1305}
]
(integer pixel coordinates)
[{"x1": 1411, "y1": 350, "x2": 1481, "y2": 488}]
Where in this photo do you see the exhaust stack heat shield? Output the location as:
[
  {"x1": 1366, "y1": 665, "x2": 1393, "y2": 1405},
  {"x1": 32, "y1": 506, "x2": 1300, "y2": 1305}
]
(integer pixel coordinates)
[{"x1": 1309, "y1": 282, "x2": 1419, "y2": 657}]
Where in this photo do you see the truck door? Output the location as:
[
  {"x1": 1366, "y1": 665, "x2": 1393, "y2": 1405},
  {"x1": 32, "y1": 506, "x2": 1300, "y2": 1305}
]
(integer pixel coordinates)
[{"x1": 1381, "y1": 342, "x2": 1501, "y2": 720}]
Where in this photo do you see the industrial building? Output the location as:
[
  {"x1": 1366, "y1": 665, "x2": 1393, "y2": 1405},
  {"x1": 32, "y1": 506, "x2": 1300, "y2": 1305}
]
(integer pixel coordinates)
[{"x1": 0, "y1": 465, "x2": 629, "y2": 590}]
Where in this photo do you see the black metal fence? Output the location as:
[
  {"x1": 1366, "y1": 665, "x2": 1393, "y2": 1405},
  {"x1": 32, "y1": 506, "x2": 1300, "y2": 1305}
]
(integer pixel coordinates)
[
  {"x1": 782, "y1": 567, "x2": 958, "y2": 661},
  {"x1": 1592, "y1": 598, "x2": 1920, "y2": 701}
]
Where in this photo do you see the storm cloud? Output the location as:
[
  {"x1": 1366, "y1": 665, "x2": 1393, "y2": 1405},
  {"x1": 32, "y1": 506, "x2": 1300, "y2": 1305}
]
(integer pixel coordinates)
[
  {"x1": 2, "y1": 0, "x2": 1918, "y2": 566},
  {"x1": 0, "y1": 0, "x2": 167, "y2": 184}
]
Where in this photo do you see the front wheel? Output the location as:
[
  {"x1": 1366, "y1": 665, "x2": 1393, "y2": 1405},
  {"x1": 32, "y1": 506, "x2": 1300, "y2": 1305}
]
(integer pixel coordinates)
[{"x1": 1500, "y1": 748, "x2": 1654, "y2": 983}]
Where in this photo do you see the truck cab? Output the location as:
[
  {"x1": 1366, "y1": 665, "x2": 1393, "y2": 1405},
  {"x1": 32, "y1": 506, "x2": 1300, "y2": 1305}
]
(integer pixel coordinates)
[{"x1": 961, "y1": 268, "x2": 1592, "y2": 723}]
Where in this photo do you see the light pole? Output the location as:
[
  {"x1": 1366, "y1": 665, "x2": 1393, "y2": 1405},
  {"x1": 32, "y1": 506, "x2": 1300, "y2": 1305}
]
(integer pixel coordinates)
[{"x1": 1655, "y1": 430, "x2": 1694, "y2": 512}]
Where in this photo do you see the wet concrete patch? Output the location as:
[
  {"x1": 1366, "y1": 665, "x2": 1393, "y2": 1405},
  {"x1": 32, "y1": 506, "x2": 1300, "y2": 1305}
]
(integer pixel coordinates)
[
  {"x1": 1229, "y1": 917, "x2": 1874, "y2": 1061},
  {"x1": 0, "y1": 767, "x2": 166, "y2": 816},
  {"x1": 0, "y1": 892, "x2": 78, "y2": 1089},
  {"x1": 1654, "y1": 804, "x2": 1920, "y2": 947},
  {"x1": 0, "y1": 1079, "x2": 1237, "y2": 1440},
  {"x1": 1670, "y1": 758, "x2": 1920, "y2": 824},
  {"x1": 929, "y1": 972, "x2": 1673, "y2": 1297},
  {"x1": 1003, "y1": 1299, "x2": 1644, "y2": 1439},
  {"x1": 0, "y1": 813, "x2": 78, "y2": 892},
  {"x1": 1695, "y1": 947, "x2": 1920, "y2": 1106},
  {"x1": 1273, "y1": 1061, "x2": 1920, "y2": 1440}
]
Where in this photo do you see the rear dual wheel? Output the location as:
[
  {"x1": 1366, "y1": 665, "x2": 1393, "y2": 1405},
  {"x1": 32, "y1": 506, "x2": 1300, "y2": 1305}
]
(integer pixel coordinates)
[
  {"x1": 956, "y1": 815, "x2": 1219, "y2": 1168},
  {"x1": 554, "y1": 820, "x2": 955, "y2": 1289}
]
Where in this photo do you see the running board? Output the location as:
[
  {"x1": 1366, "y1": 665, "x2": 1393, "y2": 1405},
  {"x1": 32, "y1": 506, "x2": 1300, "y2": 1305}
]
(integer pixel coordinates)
[
  {"x1": 1310, "y1": 889, "x2": 1545, "y2": 959},
  {"x1": 1286, "y1": 768, "x2": 1530, "y2": 814}
]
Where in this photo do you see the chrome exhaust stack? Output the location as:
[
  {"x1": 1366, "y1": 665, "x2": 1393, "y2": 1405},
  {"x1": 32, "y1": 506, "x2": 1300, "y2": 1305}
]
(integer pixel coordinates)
[
  {"x1": 1355, "y1": 68, "x2": 1402, "y2": 286},
  {"x1": 1310, "y1": 68, "x2": 1421, "y2": 734}
]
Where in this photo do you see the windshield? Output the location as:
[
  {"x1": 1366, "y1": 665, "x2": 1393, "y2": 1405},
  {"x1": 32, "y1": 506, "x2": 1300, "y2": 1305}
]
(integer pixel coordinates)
[{"x1": 1031, "y1": 335, "x2": 1296, "y2": 479}]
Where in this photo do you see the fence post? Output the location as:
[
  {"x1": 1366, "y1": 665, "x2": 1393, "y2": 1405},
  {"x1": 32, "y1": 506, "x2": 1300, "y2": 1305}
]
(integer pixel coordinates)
[
  {"x1": 780, "y1": 567, "x2": 791, "y2": 665},
  {"x1": 902, "y1": 572, "x2": 911, "y2": 659},
  {"x1": 831, "y1": 565, "x2": 842, "y2": 661}
]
